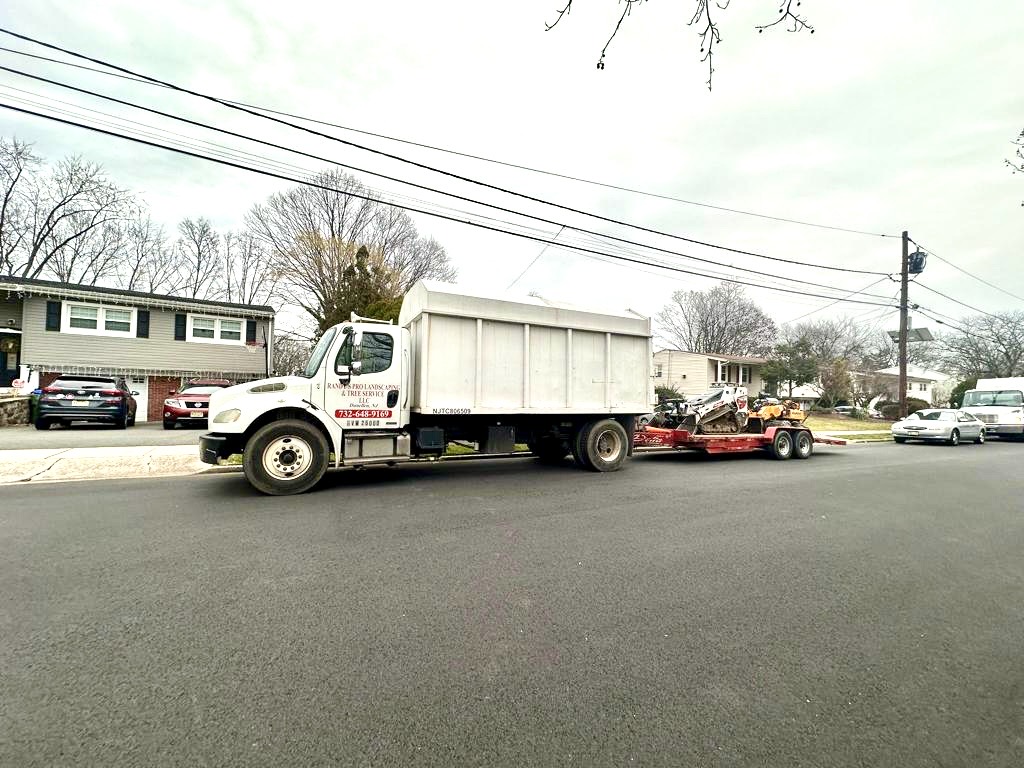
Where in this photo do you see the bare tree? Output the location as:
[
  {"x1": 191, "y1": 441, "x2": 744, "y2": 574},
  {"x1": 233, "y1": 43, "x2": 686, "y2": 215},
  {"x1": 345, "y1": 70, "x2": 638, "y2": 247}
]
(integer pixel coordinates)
[
  {"x1": 223, "y1": 231, "x2": 277, "y2": 305},
  {"x1": 175, "y1": 217, "x2": 222, "y2": 300},
  {"x1": 0, "y1": 137, "x2": 39, "y2": 274},
  {"x1": 117, "y1": 210, "x2": 180, "y2": 294},
  {"x1": 937, "y1": 312, "x2": 1024, "y2": 378},
  {"x1": 272, "y1": 333, "x2": 312, "y2": 376},
  {"x1": 1008, "y1": 128, "x2": 1024, "y2": 205},
  {"x1": 657, "y1": 282, "x2": 776, "y2": 356},
  {"x1": 545, "y1": 0, "x2": 814, "y2": 89},
  {"x1": 2, "y1": 152, "x2": 131, "y2": 280},
  {"x1": 782, "y1": 316, "x2": 874, "y2": 365},
  {"x1": 47, "y1": 215, "x2": 127, "y2": 285},
  {"x1": 246, "y1": 169, "x2": 455, "y2": 332}
]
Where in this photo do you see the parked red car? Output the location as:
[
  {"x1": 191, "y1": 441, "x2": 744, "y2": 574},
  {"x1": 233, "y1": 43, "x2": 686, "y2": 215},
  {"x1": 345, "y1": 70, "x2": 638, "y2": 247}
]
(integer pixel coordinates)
[{"x1": 163, "y1": 379, "x2": 232, "y2": 429}]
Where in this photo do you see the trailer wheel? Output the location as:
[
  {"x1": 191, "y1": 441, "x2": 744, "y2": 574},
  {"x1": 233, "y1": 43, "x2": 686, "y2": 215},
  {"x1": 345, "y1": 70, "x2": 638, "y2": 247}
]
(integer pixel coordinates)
[
  {"x1": 244, "y1": 419, "x2": 329, "y2": 496},
  {"x1": 771, "y1": 429, "x2": 794, "y2": 460},
  {"x1": 793, "y1": 430, "x2": 813, "y2": 459},
  {"x1": 580, "y1": 419, "x2": 628, "y2": 472}
]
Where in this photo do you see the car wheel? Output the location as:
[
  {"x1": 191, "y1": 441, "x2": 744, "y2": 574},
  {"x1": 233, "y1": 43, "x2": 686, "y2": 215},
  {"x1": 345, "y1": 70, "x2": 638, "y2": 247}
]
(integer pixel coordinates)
[
  {"x1": 771, "y1": 429, "x2": 794, "y2": 460},
  {"x1": 163, "y1": 419, "x2": 175, "y2": 430},
  {"x1": 793, "y1": 430, "x2": 813, "y2": 459},
  {"x1": 893, "y1": 436, "x2": 907, "y2": 444},
  {"x1": 34, "y1": 419, "x2": 50, "y2": 431},
  {"x1": 948, "y1": 429, "x2": 960, "y2": 446},
  {"x1": 114, "y1": 413, "x2": 127, "y2": 430},
  {"x1": 244, "y1": 419, "x2": 330, "y2": 496},
  {"x1": 975, "y1": 429, "x2": 985, "y2": 445},
  {"x1": 127, "y1": 411, "x2": 136, "y2": 427}
]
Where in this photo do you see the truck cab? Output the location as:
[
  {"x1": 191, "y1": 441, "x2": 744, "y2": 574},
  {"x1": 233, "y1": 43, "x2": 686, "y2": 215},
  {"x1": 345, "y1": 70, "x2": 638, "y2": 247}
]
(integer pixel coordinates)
[
  {"x1": 201, "y1": 320, "x2": 415, "y2": 494},
  {"x1": 960, "y1": 378, "x2": 1024, "y2": 438}
]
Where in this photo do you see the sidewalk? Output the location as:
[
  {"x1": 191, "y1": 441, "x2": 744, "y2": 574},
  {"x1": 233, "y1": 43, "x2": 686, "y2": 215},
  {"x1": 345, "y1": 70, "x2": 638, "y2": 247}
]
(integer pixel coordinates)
[{"x1": 0, "y1": 444, "x2": 240, "y2": 485}]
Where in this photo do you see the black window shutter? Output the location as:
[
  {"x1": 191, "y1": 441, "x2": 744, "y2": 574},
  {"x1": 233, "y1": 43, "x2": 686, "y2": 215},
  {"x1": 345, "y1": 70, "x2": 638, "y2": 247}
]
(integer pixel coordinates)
[
  {"x1": 136, "y1": 310, "x2": 150, "y2": 338},
  {"x1": 246, "y1": 320, "x2": 257, "y2": 343},
  {"x1": 45, "y1": 300, "x2": 61, "y2": 331},
  {"x1": 174, "y1": 313, "x2": 186, "y2": 341}
]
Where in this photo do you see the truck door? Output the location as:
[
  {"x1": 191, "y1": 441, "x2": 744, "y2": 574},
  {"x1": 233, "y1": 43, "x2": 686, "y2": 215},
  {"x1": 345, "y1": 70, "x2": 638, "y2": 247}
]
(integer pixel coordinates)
[{"x1": 325, "y1": 327, "x2": 404, "y2": 432}]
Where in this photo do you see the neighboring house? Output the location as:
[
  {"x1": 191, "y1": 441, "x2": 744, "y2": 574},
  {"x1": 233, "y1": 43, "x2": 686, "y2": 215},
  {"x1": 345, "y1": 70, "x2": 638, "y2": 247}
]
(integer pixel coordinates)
[
  {"x1": 776, "y1": 366, "x2": 953, "y2": 410},
  {"x1": 869, "y1": 366, "x2": 953, "y2": 407},
  {"x1": 653, "y1": 349, "x2": 768, "y2": 397},
  {"x1": 0, "y1": 276, "x2": 274, "y2": 423}
]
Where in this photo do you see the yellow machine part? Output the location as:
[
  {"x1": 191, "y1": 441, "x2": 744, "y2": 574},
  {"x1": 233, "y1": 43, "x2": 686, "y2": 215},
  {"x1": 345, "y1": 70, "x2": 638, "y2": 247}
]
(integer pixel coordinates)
[{"x1": 748, "y1": 401, "x2": 808, "y2": 425}]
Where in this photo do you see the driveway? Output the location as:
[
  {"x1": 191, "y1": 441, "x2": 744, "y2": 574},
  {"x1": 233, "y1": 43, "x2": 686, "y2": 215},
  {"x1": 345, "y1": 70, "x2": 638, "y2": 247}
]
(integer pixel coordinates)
[{"x1": 2, "y1": 421, "x2": 204, "y2": 449}]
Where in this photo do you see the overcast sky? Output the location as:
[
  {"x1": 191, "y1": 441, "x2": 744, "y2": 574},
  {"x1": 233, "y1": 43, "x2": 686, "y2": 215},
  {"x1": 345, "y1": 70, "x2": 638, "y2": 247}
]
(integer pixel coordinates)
[{"x1": 1, "y1": 0, "x2": 1021, "y2": 341}]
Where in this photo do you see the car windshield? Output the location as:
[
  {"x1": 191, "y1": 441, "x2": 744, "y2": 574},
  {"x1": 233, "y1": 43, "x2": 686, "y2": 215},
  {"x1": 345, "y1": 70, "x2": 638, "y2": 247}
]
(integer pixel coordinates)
[
  {"x1": 962, "y1": 389, "x2": 1024, "y2": 407},
  {"x1": 300, "y1": 326, "x2": 338, "y2": 378},
  {"x1": 52, "y1": 378, "x2": 116, "y2": 390},
  {"x1": 915, "y1": 411, "x2": 953, "y2": 421},
  {"x1": 180, "y1": 386, "x2": 221, "y2": 395}
]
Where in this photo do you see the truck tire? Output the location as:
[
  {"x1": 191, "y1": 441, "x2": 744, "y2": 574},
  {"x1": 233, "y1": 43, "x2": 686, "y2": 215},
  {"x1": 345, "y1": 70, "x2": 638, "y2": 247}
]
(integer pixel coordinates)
[
  {"x1": 579, "y1": 418, "x2": 629, "y2": 472},
  {"x1": 793, "y1": 430, "x2": 813, "y2": 459},
  {"x1": 244, "y1": 419, "x2": 330, "y2": 496},
  {"x1": 771, "y1": 429, "x2": 794, "y2": 460},
  {"x1": 571, "y1": 423, "x2": 593, "y2": 469}
]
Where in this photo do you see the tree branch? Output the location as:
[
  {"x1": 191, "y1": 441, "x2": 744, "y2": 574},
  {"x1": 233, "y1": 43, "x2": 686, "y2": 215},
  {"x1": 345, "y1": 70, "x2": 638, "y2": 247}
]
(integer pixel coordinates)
[{"x1": 755, "y1": 0, "x2": 815, "y2": 34}]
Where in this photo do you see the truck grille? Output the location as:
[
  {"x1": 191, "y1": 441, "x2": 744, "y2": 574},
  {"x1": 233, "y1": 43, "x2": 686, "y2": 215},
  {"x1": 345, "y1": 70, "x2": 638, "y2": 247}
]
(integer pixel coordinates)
[{"x1": 977, "y1": 414, "x2": 999, "y2": 424}]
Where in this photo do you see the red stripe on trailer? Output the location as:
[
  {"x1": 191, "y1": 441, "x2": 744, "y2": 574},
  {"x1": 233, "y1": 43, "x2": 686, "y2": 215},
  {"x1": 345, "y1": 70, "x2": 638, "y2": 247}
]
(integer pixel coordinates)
[{"x1": 633, "y1": 425, "x2": 845, "y2": 453}]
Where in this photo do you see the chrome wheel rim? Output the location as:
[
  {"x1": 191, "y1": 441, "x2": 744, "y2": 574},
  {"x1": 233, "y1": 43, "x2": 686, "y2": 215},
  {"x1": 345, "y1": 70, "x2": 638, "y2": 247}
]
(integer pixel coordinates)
[
  {"x1": 594, "y1": 428, "x2": 623, "y2": 463},
  {"x1": 263, "y1": 435, "x2": 313, "y2": 480}
]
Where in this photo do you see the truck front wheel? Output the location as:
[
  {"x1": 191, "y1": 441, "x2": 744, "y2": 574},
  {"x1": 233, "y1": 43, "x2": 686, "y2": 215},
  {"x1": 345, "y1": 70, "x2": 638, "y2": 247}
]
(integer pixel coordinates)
[
  {"x1": 244, "y1": 419, "x2": 329, "y2": 496},
  {"x1": 578, "y1": 419, "x2": 629, "y2": 472}
]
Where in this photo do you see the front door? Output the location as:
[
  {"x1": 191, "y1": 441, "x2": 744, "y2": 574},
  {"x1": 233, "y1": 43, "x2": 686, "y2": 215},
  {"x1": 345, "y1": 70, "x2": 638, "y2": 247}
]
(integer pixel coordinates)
[
  {"x1": 325, "y1": 327, "x2": 404, "y2": 432},
  {"x1": 0, "y1": 333, "x2": 20, "y2": 387}
]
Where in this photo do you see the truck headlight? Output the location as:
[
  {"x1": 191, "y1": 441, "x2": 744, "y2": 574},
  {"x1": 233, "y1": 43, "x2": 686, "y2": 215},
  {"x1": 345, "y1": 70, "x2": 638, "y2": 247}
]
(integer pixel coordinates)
[{"x1": 213, "y1": 408, "x2": 241, "y2": 423}]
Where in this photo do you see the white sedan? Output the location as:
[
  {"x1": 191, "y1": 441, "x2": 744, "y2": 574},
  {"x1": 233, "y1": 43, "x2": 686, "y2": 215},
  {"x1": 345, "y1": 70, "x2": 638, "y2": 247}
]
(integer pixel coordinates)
[{"x1": 891, "y1": 409, "x2": 985, "y2": 446}]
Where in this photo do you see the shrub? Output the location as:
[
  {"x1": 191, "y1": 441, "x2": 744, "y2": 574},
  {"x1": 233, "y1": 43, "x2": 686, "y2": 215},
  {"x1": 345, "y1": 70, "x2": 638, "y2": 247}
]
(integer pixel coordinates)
[{"x1": 878, "y1": 398, "x2": 929, "y2": 420}]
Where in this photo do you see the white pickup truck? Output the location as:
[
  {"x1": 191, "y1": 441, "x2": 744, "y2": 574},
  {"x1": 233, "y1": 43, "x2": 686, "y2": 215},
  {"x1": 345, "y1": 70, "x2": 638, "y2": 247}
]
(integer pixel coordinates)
[
  {"x1": 960, "y1": 377, "x2": 1024, "y2": 438},
  {"x1": 200, "y1": 281, "x2": 654, "y2": 494}
]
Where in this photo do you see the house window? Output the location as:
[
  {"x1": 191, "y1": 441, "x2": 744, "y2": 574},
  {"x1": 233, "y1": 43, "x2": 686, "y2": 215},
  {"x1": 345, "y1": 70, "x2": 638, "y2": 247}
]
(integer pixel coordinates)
[
  {"x1": 187, "y1": 314, "x2": 245, "y2": 345},
  {"x1": 69, "y1": 305, "x2": 98, "y2": 329},
  {"x1": 63, "y1": 302, "x2": 135, "y2": 337},
  {"x1": 919, "y1": 383, "x2": 927, "y2": 392},
  {"x1": 654, "y1": 364, "x2": 663, "y2": 378},
  {"x1": 739, "y1": 365, "x2": 751, "y2": 385},
  {"x1": 104, "y1": 308, "x2": 132, "y2": 333},
  {"x1": 220, "y1": 319, "x2": 242, "y2": 341}
]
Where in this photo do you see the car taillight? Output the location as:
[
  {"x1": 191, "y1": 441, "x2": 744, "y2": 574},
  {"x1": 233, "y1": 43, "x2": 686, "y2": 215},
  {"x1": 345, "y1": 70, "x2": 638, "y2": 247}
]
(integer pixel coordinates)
[
  {"x1": 42, "y1": 387, "x2": 60, "y2": 393},
  {"x1": 101, "y1": 390, "x2": 123, "y2": 396}
]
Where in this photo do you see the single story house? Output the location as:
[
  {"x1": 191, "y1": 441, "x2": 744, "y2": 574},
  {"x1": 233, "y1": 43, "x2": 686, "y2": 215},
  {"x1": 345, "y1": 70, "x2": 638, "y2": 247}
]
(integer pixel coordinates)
[
  {"x1": 777, "y1": 366, "x2": 953, "y2": 410},
  {"x1": 0, "y1": 276, "x2": 275, "y2": 423},
  {"x1": 653, "y1": 349, "x2": 768, "y2": 398}
]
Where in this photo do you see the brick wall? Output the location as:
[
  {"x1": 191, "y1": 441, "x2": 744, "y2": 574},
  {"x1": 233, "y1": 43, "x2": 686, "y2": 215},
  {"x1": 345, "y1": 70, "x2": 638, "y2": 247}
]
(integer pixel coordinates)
[{"x1": 148, "y1": 376, "x2": 181, "y2": 422}]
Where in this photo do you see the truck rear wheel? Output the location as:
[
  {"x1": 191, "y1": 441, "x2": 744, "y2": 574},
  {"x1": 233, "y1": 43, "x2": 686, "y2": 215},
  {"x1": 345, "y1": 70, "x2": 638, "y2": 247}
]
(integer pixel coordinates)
[
  {"x1": 771, "y1": 429, "x2": 794, "y2": 460},
  {"x1": 579, "y1": 419, "x2": 628, "y2": 472},
  {"x1": 793, "y1": 430, "x2": 813, "y2": 459},
  {"x1": 244, "y1": 419, "x2": 329, "y2": 496}
]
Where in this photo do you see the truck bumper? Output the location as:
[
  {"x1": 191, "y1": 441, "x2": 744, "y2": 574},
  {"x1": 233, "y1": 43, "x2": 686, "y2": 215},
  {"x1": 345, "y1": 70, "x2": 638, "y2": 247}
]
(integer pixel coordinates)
[
  {"x1": 199, "y1": 432, "x2": 239, "y2": 465},
  {"x1": 989, "y1": 425, "x2": 1024, "y2": 436}
]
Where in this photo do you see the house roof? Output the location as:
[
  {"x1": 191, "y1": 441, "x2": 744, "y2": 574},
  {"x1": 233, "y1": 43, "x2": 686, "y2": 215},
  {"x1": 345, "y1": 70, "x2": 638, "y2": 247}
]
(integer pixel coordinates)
[
  {"x1": 0, "y1": 275, "x2": 275, "y2": 318},
  {"x1": 655, "y1": 348, "x2": 767, "y2": 365},
  {"x1": 872, "y1": 366, "x2": 950, "y2": 382}
]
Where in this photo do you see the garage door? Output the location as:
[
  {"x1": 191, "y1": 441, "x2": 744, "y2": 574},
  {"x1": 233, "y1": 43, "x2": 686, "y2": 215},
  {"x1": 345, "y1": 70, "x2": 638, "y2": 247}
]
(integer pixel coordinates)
[{"x1": 129, "y1": 375, "x2": 148, "y2": 423}]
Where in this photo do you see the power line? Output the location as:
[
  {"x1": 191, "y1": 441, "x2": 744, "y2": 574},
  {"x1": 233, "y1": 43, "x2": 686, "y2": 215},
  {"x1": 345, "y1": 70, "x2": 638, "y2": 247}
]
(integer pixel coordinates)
[
  {"x1": 0, "y1": 65, "x2": 898, "y2": 302},
  {"x1": 0, "y1": 28, "x2": 892, "y2": 279},
  {"x1": 914, "y1": 282, "x2": 1001, "y2": 320},
  {"x1": 0, "y1": 42, "x2": 901, "y2": 241},
  {"x1": 0, "y1": 99, "x2": 902, "y2": 310},
  {"x1": 910, "y1": 239, "x2": 1024, "y2": 304},
  {"x1": 781, "y1": 277, "x2": 895, "y2": 324}
]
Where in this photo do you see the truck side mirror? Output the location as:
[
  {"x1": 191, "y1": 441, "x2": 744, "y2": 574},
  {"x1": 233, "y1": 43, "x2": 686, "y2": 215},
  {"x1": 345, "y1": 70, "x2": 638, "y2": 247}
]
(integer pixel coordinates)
[
  {"x1": 335, "y1": 362, "x2": 351, "y2": 383},
  {"x1": 351, "y1": 360, "x2": 362, "y2": 375}
]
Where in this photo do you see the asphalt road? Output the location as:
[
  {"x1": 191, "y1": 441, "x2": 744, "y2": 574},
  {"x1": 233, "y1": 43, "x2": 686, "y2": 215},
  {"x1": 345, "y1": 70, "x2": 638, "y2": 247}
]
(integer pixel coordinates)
[
  {"x1": 0, "y1": 421, "x2": 203, "y2": 449},
  {"x1": 2, "y1": 442, "x2": 1022, "y2": 767}
]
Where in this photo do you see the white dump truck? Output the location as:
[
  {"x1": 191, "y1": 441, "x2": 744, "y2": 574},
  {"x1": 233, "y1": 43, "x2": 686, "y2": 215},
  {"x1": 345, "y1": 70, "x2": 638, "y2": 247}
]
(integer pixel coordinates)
[
  {"x1": 200, "y1": 281, "x2": 654, "y2": 494},
  {"x1": 960, "y1": 377, "x2": 1024, "y2": 438}
]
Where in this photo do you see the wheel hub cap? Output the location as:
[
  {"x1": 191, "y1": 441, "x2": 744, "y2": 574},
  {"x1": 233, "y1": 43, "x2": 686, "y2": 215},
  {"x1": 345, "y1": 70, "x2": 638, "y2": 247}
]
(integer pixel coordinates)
[{"x1": 263, "y1": 436, "x2": 312, "y2": 480}]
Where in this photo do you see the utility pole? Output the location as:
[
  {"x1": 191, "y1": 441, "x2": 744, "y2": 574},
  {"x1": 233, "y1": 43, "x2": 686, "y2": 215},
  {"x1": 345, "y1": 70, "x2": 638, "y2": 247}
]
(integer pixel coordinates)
[{"x1": 898, "y1": 231, "x2": 910, "y2": 418}]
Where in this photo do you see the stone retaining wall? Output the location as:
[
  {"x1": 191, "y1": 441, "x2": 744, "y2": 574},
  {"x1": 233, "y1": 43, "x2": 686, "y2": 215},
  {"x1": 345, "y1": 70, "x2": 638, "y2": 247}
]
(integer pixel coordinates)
[{"x1": 0, "y1": 397, "x2": 30, "y2": 426}]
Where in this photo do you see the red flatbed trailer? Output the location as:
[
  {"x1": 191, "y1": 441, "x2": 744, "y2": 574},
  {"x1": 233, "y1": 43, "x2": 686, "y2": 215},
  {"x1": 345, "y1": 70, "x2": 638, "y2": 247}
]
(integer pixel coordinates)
[{"x1": 633, "y1": 425, "x2": 845, "y2": 460}]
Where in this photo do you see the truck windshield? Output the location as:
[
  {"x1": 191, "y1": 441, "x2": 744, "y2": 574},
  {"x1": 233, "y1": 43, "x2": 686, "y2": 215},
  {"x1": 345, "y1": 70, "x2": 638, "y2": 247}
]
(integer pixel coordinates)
[
  {"x1": 300, "y1": 327, "x2": 338, "y2": 378},
  {"x1": 962, "y1": 390, "x2": 1024, "y2": 407}
]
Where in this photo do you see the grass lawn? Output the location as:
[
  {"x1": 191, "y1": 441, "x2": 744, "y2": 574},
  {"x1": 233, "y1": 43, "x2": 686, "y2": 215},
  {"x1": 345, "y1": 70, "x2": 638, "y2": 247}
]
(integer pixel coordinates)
[{"x1": 802, "y1": 415, "x2": 892, "y2": 432}]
